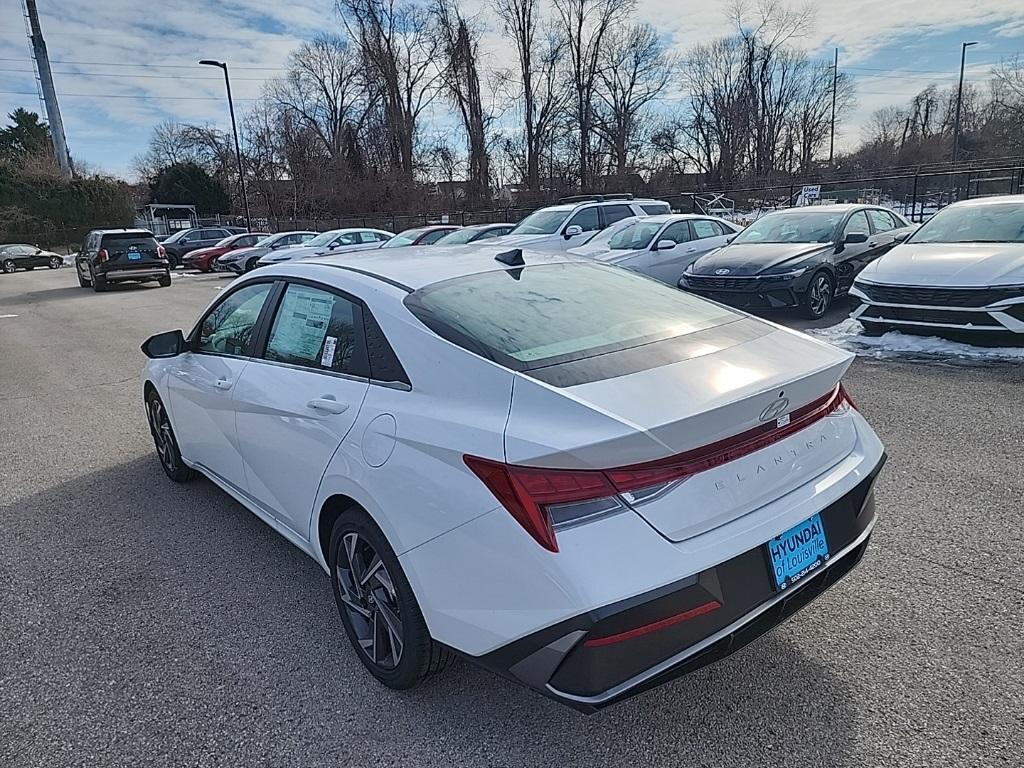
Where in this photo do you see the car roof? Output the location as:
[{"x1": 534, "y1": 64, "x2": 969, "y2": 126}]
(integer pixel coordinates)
[
  {"x1": 535, "y1": 198, "x2": 667, "y2": 214},
  {"x1": 94, "y1": 229, "x2": 153, "y2": 236},
  {"x1": 765, "y1": 204, "x2": 878, "y2": 214},
  {"x1": 302, "y1": 243, "x2": 586, "y2": 291},
  {"x1": 946, "y1": 194, "x2": 1024, "y2": 208}
]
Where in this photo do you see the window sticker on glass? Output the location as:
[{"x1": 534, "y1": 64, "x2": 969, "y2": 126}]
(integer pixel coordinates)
[
  {"x1": 321, "y1": 336, "x2": 338, "y2": 368},
  {"x1": 267, "y1": 286, "x2": 333, "y2": 363}
]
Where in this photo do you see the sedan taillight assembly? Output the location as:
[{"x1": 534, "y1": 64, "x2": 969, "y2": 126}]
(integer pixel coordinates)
[{"x1": 466, "y1": 384, "x2": 857, "y2": 552}]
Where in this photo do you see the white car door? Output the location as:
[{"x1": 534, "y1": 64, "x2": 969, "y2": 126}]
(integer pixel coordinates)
[
  {"x1": 233, "y1": 281, "x2": 370, "y2": 538},
  {"x1": 165, "y1": 281, "x2": 275, "y2": 492},
  {"x1": 646, "y1": 220, "x2": 698, "y2": 285}
]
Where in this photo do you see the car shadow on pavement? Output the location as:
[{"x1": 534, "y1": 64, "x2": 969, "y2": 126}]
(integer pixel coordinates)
[
  {"x1": 15, "y1": 282, "x2": 162, "y2": 304},
  {"x1": 0, "y1": 456, "x2": 859, "y2": 767}
]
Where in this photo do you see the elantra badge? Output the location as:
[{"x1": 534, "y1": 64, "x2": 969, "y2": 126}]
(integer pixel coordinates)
[{"x1": 715, "y1": 268, "x2": 731, "y2": 275}]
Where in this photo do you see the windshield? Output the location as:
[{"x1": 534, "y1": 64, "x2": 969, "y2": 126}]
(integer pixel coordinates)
[
  {"x1": 382, "y1": 229, "x2": 423, "y2": 248},
  {"x1": 607, "y1": 221, "x2": 664, "y2": 250},
  {"x1": 908, "y1": 202, "x2": 1024, "y2": 244},
  {"x1": 406, "y1": 262, "x2": 737, "y2": 369},
  {"x1": 214, "y1": 235, "x2": 237, "y2": 247},
  {"x1": 163, "y1": 230, "x2": 190, "y2": 243},
  {"x1": 305, "y1": 231, "x2": 344, "y2": 247},
  {"x1": 255, "y1": 234, "x2": 285, "y2": 247},
  {"x1": 732, "y1": 211, "x2": 843, "y2": 244},
  {"x1": 436, "y1": 228, "x2": 485, "y2": 245},
  {"x1": 510, "y1": 210, "x2": 570, "y2": 235}
]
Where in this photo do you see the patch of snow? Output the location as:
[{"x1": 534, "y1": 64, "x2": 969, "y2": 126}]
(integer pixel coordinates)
[{"x1": 809, "y1": 318, "x2": 1024, "y2": 365}]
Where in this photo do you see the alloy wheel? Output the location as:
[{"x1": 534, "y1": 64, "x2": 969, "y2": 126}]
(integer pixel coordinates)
[
  {"x1": 809, "y1": 274, "x2": 832, "y2": 316},
  {"x1": 2, "y1": 260, "x2": 15, "y2": 273},
  {"x1": 147, "y1": 397, "x2": 176, "y2": 473},
  {"x1": 49, "y1": 256, "x2": 62, "y2": 269},
  {"x1": 335, "y1": 532, "x2": 404, "y2": 670}
]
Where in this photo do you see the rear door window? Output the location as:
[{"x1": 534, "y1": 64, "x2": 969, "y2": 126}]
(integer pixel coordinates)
[
  {"x1": 691, "y1": 220, "x2": 724, "y2": 239},
  {"x1": 659, "y1": 221, "x2": 693, "y2": 244},
  {"x1": 601, "y1": 205, "x2": 634, "y2": 227},
  {"x1": 419, "y1": 229, "x2": 452, "y2": 245},
  {"x1": 867, "y1": 209, "x2": 897, "y2": 232},
  {"x1": 100, "y1": 232, "x2": 159, "y2": 256},
  {"x1": 263, "y1": 283, "x2": 363, "y2": 374},
  {"x1": 641, "y1": 203, "x2": 671, "y2": 215},
  {"x1": 844, "y1": 211, "x2": 871, "y2": 238}
]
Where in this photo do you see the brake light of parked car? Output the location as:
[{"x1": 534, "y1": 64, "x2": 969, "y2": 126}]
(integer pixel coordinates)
[
  {"x1": 158, "y1": 244, "x2": 167, "y2": 260},
  {"x1": 96, "y1": 249, "x2": 109, "y2": 263},
  {"x1": 465, "y1": 384, "x2": 856, "y2": 552}
]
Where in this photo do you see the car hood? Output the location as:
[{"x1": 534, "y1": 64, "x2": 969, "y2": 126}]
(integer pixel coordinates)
[
  {"x1": 184, "y1": 246, "x2": 217, "y2": 258},
  {"x1": 690, "y1": 242, "x2": 832, "y2": 275},
  {"x1": 259, "y1": 245, "x2": 315, "y2": 261},
  {"x1": 857, "y1": 243, "x2": 1024, "y2": 287}
]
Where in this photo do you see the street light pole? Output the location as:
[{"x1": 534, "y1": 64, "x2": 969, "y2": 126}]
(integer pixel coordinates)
[
  {"x1": 828, "y1": 48, "x2": 838, "y2": 164},
  {"x1": 951, "y1": 41, "x2": 978, "y2": 166},
  {"x1": 199, "y1": 59, "x2": 251, "y2": 231}
]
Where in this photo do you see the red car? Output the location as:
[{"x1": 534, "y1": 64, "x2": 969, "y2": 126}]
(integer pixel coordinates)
[{"x1": 182, "y1": 232, "x2": 268, "y2": 272}]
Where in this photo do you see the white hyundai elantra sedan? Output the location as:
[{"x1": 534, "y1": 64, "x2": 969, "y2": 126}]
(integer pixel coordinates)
[{"x1": 141, "y1": 244, "x2": 886, "y2": 711}]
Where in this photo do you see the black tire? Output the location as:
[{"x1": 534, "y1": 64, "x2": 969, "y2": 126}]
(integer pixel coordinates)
[
  {"x1": 166, "y1": 253, "x2": 180, "y2": 269},
  {"x1": 48, "y1": 256, "x2": 63, "y2": 269},
  {"x1": 800, "y1": 270, "x2": 834, "y2": 319},
  {"x1": 329, "y1": 509, "x2": 453, "y2": 689},
  {"x1": 145, "y1": 391, "x2": 196, "y2": 483},
  {"x1": 77, "y1": 265, "x2": 90, "y2": 287},
  {"x1": 91, "y1": 269, "x2": 108, "y2": 292},
  {"x1": 1, "y1": 259, "x2": 16, "y2": 274},
  {"x1": 860, "y1": 320, "x2": 889, "y2": 337},
  {"x1": 157, "y1": 273, "x2": 172, "y2": 287},
  {"x1": 245, "y1": 256, "x2": 259, "y2": 272}
]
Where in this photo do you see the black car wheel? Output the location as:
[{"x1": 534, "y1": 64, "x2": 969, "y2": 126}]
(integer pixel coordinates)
[
  {"x1": 2, "y1": 259, "x2": 16, "y2": 273},
  {"x1": 329, "y1": 509, "x2": 452, "y2": 689},
  {"x1": 76, "y1": 265, "x2": 90, "y2": 287},
  {"x1": 801, "y1": 271, "x2": 834, "y2": 319},
  {"x1": 245, "y1": 256, "x2": 260, "y2": 272},
  {"x1": 166, "y1": 253, "x2": 180, "y2": 269},
  {"x1": 48, "y1": 256, "x2": 63, "y2": 269},
  {"x1": 157, "y1": 273, "x2": 171, "y2": 287},
  {"x1": 145, "y1": 392, "x2": 195, "y2": 482}
]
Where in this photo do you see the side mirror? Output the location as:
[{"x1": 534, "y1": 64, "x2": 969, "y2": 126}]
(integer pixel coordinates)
[
  {"x1": 844, "y1": 232, "x2": 869, "y2": 244},
  {"x1": 725, "y1": 235, "x2": 736, "y2": 243},
  {"x1": 893, "y1": 231, "x2": 910, "y2": 244},
  {"x1": 654, "y1": 239, "x2": 677, "y2": 251},
  {"x1": 141, "y1": 329, "x2": 185, "y2": 359},
  {"x1": 564, "y1": 225, "x2": 583, "y2": 239},
  {"x1": 328, "y1": 242, "x2": 341, "y2": 250}
]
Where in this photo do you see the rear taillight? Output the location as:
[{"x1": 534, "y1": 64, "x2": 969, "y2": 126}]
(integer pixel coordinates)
[
  {"x1": 836, "y1": 383, "x2": 857, "y2": 412},
  {"x1": 466, "y1": 384, "x2": 854, "y2": 552},
  {"x1": 158, "y1": 244, "x2": 167, "y2": 259},
  {"x1": 95, "y1": 248, "x2": 108, "y2": 263}
]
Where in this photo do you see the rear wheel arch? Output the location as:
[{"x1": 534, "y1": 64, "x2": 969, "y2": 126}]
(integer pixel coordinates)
[{"x1": 317, "y1": 494, "x2": 367, "y2": 566}]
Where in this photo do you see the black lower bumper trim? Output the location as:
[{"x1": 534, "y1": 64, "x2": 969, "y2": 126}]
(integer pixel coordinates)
[{"x1": 474, "y1": 456, "x2": 885, "y2": 712}]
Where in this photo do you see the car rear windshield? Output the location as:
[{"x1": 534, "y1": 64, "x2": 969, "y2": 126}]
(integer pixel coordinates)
[
  {"x1": 908, "y1": 202, "x2": 1024, "y2": 243},
  {"x1": 100, "y1": 233, "x2": 157, "y2": 250},
  {"x1": 405, "y1": 262, "x2": 738, "y2": 370},
  {"x1": 732, "y1": 211, "x2": 843, "y2": 244}
]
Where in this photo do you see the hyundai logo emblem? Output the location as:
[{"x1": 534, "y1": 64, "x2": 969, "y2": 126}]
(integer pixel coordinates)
[
  {"x1": 715, "y1": 268, "x2": 731, "y2": 275},
  {"x1": 759, "y1": 397, "x2": 790, "y2": 423}
]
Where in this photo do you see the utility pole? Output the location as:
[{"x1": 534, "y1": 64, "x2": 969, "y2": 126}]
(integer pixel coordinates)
[
  {"x1": 951, "y1": 41, "x2": 978, "y2": 166},
  {"x1": 828, "y1": 48, "x2": 838, "y2": 164},
  {"x1": 23, "y1": 0, "x2": 72, "y2": 178},
  {"x1": 199, "y1": 60, "x2": 251, "y2": 230}
]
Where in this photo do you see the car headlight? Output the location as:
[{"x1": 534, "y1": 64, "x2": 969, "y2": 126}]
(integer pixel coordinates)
[{"x1": 763, "y1": 266, "x2": 808, "y2": 280}]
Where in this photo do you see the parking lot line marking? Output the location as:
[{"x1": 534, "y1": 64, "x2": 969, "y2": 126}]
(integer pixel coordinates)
[{"x1": 0, "y1": 314, "x2": 19, "y2": 318}]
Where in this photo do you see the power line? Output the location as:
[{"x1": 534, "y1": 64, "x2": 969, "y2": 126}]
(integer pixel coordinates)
[
  {"x1": 0, "y1": 55, "x2": 286, "y2": 71},
  {"x1": 0, "y1": 66, "x2": 274, "y2": 81},
  {"x1": 0, "y1": 89, "x2": 259, "y2": 101}
]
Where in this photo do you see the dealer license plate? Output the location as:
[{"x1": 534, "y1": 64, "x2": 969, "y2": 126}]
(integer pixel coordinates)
[{"x1": 766, "y1": 513, "x2": 829, "y2": 590}]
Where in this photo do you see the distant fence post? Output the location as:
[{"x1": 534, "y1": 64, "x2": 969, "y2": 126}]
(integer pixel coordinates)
[
  {"x1": 964, "y1": 170, "x2": 972, "y2": 200},
  {"x1": 911, "y1": 174, "x2": 919, "y2": 222}
]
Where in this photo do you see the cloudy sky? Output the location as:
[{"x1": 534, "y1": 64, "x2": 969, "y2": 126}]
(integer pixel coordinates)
[{"x1": 1, "y1": 0, "x2": 1023, "y2": 179}]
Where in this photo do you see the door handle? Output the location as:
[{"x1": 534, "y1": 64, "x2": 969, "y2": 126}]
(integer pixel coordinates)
[
  {"x1": 307, "y1": 397, "x2": 350, "y2": 415},
  {"x1": 868, "y1": 241, "x2": 878, "y2": 247},
  {"x1": 686, "y1": 247, "x2": 697, "y2": 253},
  {"x1": 213, "y1": 378, "x2": 233, "y2": 390}
]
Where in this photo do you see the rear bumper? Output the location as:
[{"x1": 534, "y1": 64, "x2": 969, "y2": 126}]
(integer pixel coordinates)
[
  {"x1": 473, "y1": 457, "x2": 884, "y2": 712},
  {"x1": 98, "y1": 266, "x2": 169, "y2": 282},
  {"x1": 680, "y1": 273, "x2": 814, "y2": 310}
]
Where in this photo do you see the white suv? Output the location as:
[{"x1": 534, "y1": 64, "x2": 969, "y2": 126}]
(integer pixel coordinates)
[{"x1": 498, "y1": 195, "x2": 672, "y2": 251}]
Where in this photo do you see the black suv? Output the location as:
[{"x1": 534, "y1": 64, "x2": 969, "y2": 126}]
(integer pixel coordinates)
[
  {"x1": 76, "y1": 229, "x2": 171, "y2": 292},
  {"x1": 161, "y1": 227, "x2": 242, "y2": 267}
]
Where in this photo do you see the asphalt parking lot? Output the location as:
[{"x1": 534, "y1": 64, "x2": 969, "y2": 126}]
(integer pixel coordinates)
[{"x1": 1, "y1": 267, "x2": 1022, "y2": 767}]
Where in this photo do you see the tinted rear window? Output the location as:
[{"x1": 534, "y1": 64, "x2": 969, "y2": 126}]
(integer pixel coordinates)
[
  {"x1": 641, "y1": 203, "x2": 671, "y2": 215},
  {"x1": 101, "y1": 233, "x2": 157, "y2": 249},
  {"x1": 405, "y1": 263, "x2": 737, "y2": 370}
]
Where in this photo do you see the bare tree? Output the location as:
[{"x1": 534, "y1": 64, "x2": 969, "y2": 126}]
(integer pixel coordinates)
[
  {"x1": 338, "y1": 0, "x2": 440, "y2": 180},
  {"x1": 683, "y1": 37, "x2": 748, "y2": 183},
  {"x1": 593, "y1": 23, "x2": 673, "y2": 178},
  {"x1": 552, "y1": 0, "x2": 634, "y2": 190},
  {"x1": 492, "y1": 0, "x2": 568, "y2": 191},
  {"x1": 267, "y1": 34, "x2": 371, "y2": 168},
  {"x1": 433, "y1": 0, "x2": 490, "y2": 204},
  {"x1": 789, "y1": 58, "x2": 853, "y2": 170}
]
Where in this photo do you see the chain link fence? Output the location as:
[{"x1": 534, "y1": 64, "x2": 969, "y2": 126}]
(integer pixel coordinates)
[{"x1": 8, "y1": 163, "x2": 1023, "y2": 253}]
